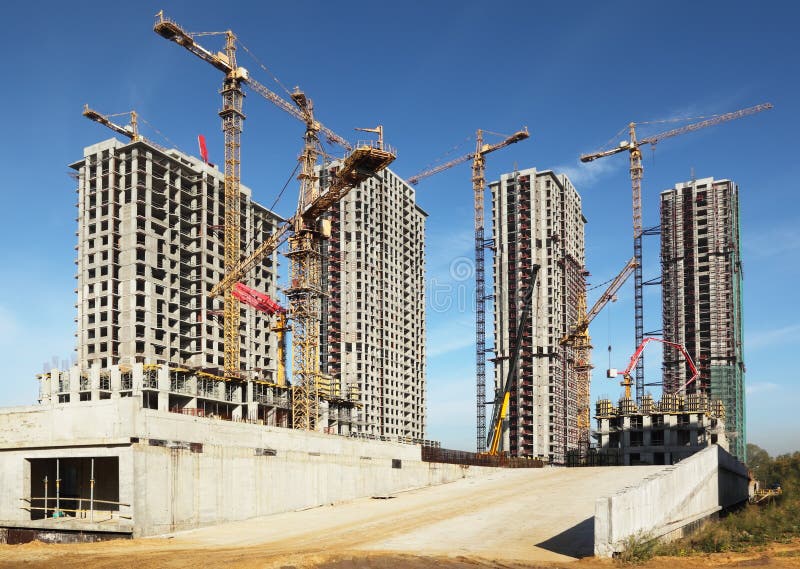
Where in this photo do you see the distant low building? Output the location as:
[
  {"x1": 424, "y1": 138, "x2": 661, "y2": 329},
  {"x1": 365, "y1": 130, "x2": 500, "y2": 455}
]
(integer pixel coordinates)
[{"x1": 593, "y1": 393, "x2": 727, "y2": 466}]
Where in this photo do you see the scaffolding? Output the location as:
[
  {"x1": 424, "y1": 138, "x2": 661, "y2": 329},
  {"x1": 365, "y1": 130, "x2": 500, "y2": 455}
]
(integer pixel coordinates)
[
  {"x1": 492, "y1": 169, "x2": 583, "y2": 464},
  {"x1": 660, "y1": 178, "x2": 746, "y2": 460}
]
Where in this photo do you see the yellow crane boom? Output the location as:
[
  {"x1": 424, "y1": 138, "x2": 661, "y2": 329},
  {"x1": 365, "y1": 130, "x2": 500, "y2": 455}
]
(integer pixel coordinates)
[
  {"x1": 154, "y1": 11, "x2": 351, "y2": 151},
  {"x1": 408, "y1": 128, "x2": 529, "y2": 185},
  {"x1": 82, "y1": 105, "x2": 142, "y2": 142},
  {"x1": 208, "y1": 139, "x2": 395, "y2": 300},
  {"x1": 487, "y1": 264, "x2": 540, "y2": 455},
  {"x1": 561, "y1": 257, "x2": 637, "y2": 345}
]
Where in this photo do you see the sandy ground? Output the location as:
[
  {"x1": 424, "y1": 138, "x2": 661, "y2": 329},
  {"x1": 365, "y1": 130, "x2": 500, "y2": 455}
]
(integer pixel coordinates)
[{"x1": 1, "y1": 466, "x2": 798, "y2": 568}]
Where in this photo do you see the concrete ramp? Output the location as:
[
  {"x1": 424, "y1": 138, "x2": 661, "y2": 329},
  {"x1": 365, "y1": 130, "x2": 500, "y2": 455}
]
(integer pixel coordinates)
[
  {"x1": 160, "y1": 464, "x2": 666, "y2": 563},
  {"x1": 594, "y1": 445, "x2": 749, "y2": 557}
]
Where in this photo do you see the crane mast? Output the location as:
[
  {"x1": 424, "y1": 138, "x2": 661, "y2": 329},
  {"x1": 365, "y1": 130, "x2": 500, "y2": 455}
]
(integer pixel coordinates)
[
  {"x1": 561, "y1": 257, "x2": 636, "y2": 450},
  {"x1": 579, "y1": 103, "x2": 772, "y2": 404},
  {"x1": 472, "y1": 130, "x2": 488, "y2": 453},
  {"x1": 154, "y1": 11, "x2": 357, "y2": 380},
  {"x1": 220, "y1": 30, "x2": 246, "y2": 377},
  {"x1": 287, "y1": 90, "x2": 323, "y2": 430},
  {"x1": 407, "y1": 128, "x2": 529, "y2": 452}
]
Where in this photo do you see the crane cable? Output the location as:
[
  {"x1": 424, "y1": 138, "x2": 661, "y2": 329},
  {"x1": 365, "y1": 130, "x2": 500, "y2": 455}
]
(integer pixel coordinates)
[
  {"x1": 242, "y1": 161, "x2": 301, "y2": 257},
  {"x1": 238, "y1": 41, "x2": 295, "y2": 99},
  {"x1": 138, "y1": 115, "x2": 186, "y2": 155}
]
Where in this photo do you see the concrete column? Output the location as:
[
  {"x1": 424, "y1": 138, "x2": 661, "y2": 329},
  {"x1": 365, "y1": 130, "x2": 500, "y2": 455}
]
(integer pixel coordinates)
[
  {"x1": 318, "y1": 400, "x2": 330, "y2": 433},
  {"x1": 39, "y1": 372, "x2": 52, "y2": 405},
  {"x1": 132, "y1": 363, "x2": 144, "y2": 395},
  {"x1": 231, "y1": 384, "x2": 243, "y2": 420},
  {"x1": 69, "y1": 366, "x2": 80, "y2": 403},
  {"x1": 50, "y1": 369, "x2": 63, "y2": 403},
  {"x1": 246, "y1": 381, "x2": 258, "y2": 421},
  {"x1": 90, "y1": 363, "x2": 101, "y2": 401},
  {"x1": 622, "y1": 417, "x2": 631, "y2": 448},
  {"x1": 184, "y1": 375, "x2": 197, "y2": 411},
  {"x1": 110, "y1": 367, "x2": 121, "y2": 400},
  {"x1": 157, "y1": 365, "x2": 169, "y2": 412}
]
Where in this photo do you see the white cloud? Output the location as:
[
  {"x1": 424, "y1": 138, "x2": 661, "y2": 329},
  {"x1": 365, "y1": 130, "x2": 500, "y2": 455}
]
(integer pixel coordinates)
[
  {"x1": 746, "y1": 381, "x2": 779, "y2": 396},
  {"x1": 555, "y1": 158, "x2": 621, "y2": 189},
  {"x1": 427, "y1": 314, "x2": 474, "y2": 358},
  {"x1": 748, "y1": 324, "x2": 800, "y2": 350},
  {"x1": 425, "y1": 228, "x2": 475, "y2": 280},
  {"x1": 743, "y1": 223, "x2": 800, "y2": 259}
]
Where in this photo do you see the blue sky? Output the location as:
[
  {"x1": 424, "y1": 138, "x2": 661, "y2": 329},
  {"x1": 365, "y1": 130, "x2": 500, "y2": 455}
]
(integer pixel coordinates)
[{"x1": 0, "y1": 1, "x2": 797, "y2": 456}]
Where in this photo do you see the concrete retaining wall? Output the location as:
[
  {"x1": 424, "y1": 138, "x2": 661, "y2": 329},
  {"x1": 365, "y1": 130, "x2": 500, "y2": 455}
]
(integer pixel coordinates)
[
  {"x1": 0, "y1": 399, "x2": 489, "y2": 538},
  {"x1": 594, "y1": 445, "x2": 749, "y2": 557},
  {"x1": 133, "y1": 437, "x2": 476, "y2": 536}
]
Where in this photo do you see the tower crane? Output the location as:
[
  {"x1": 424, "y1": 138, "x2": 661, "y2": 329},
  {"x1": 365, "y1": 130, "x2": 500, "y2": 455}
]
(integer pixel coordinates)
[
  {"x1": 408, "y1": 127, "x2": 529, "y2": 452},
  {"x1": 153, "y1": 11, "x2": 353, "y2": 379},
  {"x1": 82, "y1": 105, "x2": 143, "y2": 142},
  {"x1": 580, "y1": 102, "x2": 772, "y2": 405},
  {"x1": 214, "y1": 93, "x2": 393, "y2": 430},
  {"x1": 560, "y1": 257, "x2": 636, "y2": 450},
  {"x1": 82, "y1": 105, "x2": 175, "y2": 154}
]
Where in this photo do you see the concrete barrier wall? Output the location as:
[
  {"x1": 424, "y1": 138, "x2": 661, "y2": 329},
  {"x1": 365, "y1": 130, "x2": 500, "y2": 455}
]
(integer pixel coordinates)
[
  {"x1": 594, "y1": 445, "x2": 749, "y2": 557},
  {"x1": 0, "y1": 400, "x2": 490, "y2": 537},
  {"x1": 132, "y1": 406, "x2": 488, "y2": 536},
  {"x1": 133, "y1": 439, "x2": 480, "y2": 536}
]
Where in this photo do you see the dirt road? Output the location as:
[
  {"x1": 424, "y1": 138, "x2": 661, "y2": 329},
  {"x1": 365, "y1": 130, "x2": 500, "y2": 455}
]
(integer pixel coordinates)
[{"x1": 1, "y1": 465, "x2": 798, "y2": 568}]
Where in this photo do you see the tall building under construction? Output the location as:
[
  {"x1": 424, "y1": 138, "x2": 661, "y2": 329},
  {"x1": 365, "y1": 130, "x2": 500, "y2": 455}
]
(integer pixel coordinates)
[
  {"x1": 491, "y1": 168, "x2": 586, "y2": 463},
  {"x1": 321, "y1": 168, "x2": 427, "y2": 440},
  {"x1": 660, "y1": 177, "x2": 746, "y2": 460},
  {"x1": 70, "y1": 137, "x2": 281, "y2": 378}
]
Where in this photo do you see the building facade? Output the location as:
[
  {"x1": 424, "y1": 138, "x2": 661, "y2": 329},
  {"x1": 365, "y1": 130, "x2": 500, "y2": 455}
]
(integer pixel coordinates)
[
  {"x1": 490, "y1": 168, "x2": 586, "y2": 463},
  {"x1": 660, "y1": 177, "x2": 746, "y2": 460},
  {"x1": 321, "y1": 168, "x2": 427, "y2": 440},
  {"x1": 70, "y1": 138, "x2": 281, "y2": 380}
]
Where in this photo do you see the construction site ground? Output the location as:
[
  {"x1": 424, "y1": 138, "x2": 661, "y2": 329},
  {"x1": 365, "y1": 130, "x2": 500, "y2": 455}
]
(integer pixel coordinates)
[{"x1": 1, "y1": 465, "x2": 798, "y2": 569}]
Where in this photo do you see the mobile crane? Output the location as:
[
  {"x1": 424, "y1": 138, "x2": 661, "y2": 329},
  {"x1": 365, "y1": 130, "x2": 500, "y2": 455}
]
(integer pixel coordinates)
[{"x1": 486, "y1": 264, "x2": 539, "y2": 455}]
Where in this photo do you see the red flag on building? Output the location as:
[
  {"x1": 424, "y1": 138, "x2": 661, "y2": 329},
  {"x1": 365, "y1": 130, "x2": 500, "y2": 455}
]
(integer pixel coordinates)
[{"x1": 198, "y1": 134, "x2": 209, "y2": 164}]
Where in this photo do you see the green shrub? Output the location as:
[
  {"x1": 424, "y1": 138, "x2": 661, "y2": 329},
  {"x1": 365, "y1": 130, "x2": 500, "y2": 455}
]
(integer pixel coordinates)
[
  {"x1": 617, "y1": 532, "x2": 657, "y2": 564},
  {"x1": 653, "y1": 446, "x2": 800, "y2": 557}
]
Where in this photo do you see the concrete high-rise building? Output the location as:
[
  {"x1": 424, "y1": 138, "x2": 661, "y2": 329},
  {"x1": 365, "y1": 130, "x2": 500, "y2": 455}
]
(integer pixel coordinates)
[
  {"x1": 321, "y1": 168, "x2": 427, "y2": 440},
  {"x1": 491, "y1": 168, "x2": 586, "y2": 463},
  {"x1": 660, "y1": 177, "x2": 746, "y2": 460},
  {"x1": 70, "y1": 137, "x2": 281, "y2": 379}
]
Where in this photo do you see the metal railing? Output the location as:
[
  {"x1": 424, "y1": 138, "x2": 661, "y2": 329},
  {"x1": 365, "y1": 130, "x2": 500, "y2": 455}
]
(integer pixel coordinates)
[{"x1": 421, "y1": 447, "x2": 544, "y2": 468}]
